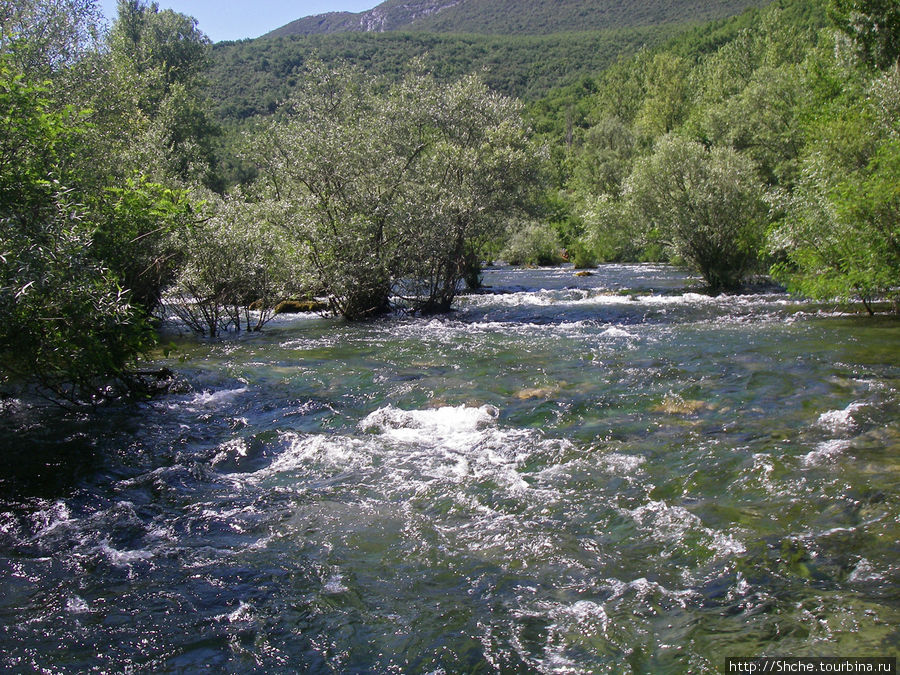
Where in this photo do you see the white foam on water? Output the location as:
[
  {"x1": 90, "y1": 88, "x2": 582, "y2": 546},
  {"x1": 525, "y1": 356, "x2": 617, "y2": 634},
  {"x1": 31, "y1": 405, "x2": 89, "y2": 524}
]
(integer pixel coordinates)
[
  {"x1": 625, "y1": 500, "x2": 745, "y2": 558},
  {"x1": 816, "y1": 402, "x2": 865, "y2": 433},
  {"x1": 66, "y1": 596, "x2": 90, "y2": 614},
  {"x1": 550, "y1": 599, "x2": 610, "y2": 635},
  {"x1": 359, "y1": 404, "x2": 546, "y2": 495},
  {"x1": 218, "y1": 601, "x2": 254, "y2": 623},
  {"x1": 629, "y1": 500, "x2": 699, "y2": 541},
  {"x1": 211, "y1": 437, "x2": 249, "y2": 466},
  {"x1": 266, "y1": 433, "x2": 372, "y2": 477},
  {"x1": 98, "y1": 539, "x2": 153, "y2": 566},
  {"x1": 848, "y1": 558, "x2": 884, "y2": 583},
  {"x1": 0, "y1": 397, "x2": 25, "y2": 414},
  {"x1": 540, "y1": 599, "x2": 613, "y2": 673},
  {"x1": 463, "y1": 289, "x2": 727, "y2": 311},
  {"x1": 803, "y1": 439, "x2": 853, "y2": 466},
  {"x1": 608, "y1": 576, "x2": 700, "y2": 607},
  {"x1": 187, "y1": 387, "x2": 248, "y2": 408},
  {"x1": 598, "y1": 452, "x2": 646, "y2": 474},
  {"x1": 158, "y1": 387, "x2": 250, "y2": 413},
  {"x1": 30, "y1": 500, "x2": 74, "y2": 537},
  {"x1": 731, "y1": 453, "x2": 786, "y2": 496},
  {"x1": 360, "y1": 404, "x2": 499, "y2": 444},
  {"x1": 599, "y1": 326, "x2": 634, "y2": 339},
  {"x1": 639, "y1": 292, "x2": 714, "y2": 306},
  {"x1": 323, "y1": 573, "x2": 348, "y2": 594},
  {"x1": 239, "y1": 406, "x2": 566, "y2": 530}
]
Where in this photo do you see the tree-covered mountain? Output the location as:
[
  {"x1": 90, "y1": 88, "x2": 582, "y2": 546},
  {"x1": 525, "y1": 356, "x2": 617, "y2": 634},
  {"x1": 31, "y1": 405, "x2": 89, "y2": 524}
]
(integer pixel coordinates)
[
  {"x1": 207, "y1": 26, "x2": 682, "y2": 121},
  {"x1": 208, "y1": 0, "x2": 782, "y2": 124},
  {"x1": 266, "y1": 0, "x2": 770, "y2": 38}
]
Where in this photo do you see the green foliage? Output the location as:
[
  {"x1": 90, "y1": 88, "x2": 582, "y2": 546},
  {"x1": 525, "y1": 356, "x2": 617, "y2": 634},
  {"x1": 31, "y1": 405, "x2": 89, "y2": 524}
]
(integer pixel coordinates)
[
  {"x1": 501, "y1": 222, "x2": 565, "y2": 266},
  {"x1": 569, "y1": 116, "x2": 636, "y2": 196},
  {"x1": 827, "y1": 0, "x2": 900, "y2": 69},
  {"x1": 0, "y1": 60, "x2": 155, "y2": 401},
  {"x1": 570, "y1": 240, "x2": 599, "y2": 269},
  {"x1": 91, "y1": 176, "x2": 194, "y2": 312},
  {"x1": 634, "y1": 52, "x2": 692, "y2": 138},
  {"x1": 249, "y1": 62, "x2": 540, "y2": 319},
  {"x1": 269, "y1": 0, "x2": 770, "y2": 37},
  {"x1": 207, "y1": 27, "x2": 677, "y2": 124},
  {"x1": 166, "y1": 193, "x2": 302, "y2": 336},
  {"x1": 528, "y1": 0, "x2": 884, "y2": 297},
  {"x1": 0, "y1": 0, "x2": 103, "y2": 78},
  {"x1": 625, "y1": 135, "x2": 767, "y2": 291},
  {"x1": 577, "y1": 194, "x2": 649, "y2": 262},
  {"x1": 0, "y1": 0, "x2": 215, "y2": 401},
  {"x1": 109, "y1": 0, "x2": 220, "y2": 187},
  {"x1": 769, "y1": 62, "x2": 900, "y2": 310}
]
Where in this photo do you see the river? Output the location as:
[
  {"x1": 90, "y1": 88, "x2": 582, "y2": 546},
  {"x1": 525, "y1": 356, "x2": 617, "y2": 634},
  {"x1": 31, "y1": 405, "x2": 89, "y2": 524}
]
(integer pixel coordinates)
[{"x1": 1, "y1": 264, "x2": 898, "y2": 672}]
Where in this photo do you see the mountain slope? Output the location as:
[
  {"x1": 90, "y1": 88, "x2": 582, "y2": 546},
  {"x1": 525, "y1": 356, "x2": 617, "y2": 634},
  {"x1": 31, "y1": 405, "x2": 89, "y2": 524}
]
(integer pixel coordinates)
[
  {"x1": 208, "y1": 25, "x2": 678, "y2": 120},
  {"x1": 267, "y1": 1, "x2": 462, "y2": 37},
  {"x1": 267, "y1": 0, "x2": 770, "y2": 37}
]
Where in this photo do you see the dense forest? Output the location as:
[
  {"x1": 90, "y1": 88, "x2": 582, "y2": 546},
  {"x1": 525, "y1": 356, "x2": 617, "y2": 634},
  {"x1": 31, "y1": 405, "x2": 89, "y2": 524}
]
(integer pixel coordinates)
[
  {"x1": 1, "y1": 0, "x2": 898, "y2": 404},
  {"x1": 207, "y1": 27, "x2": 683, "y2": 119},
  {"x1": 209, "y1": 0, "x2": 777, "y2": 120}
]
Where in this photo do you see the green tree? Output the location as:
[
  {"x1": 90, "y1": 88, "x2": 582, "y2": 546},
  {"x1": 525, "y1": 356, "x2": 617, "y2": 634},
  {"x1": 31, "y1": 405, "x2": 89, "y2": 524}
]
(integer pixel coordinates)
[
  {"x1": 625, "y1": 134, "x2": 767, "y2": 292},
  {"x1": 0, "y1": 59, "x2": 156, "y2": 402},
  {"x1": 90, "y1": 176, "x2": 194, "y2": 312},
  {"x1": 395, "y1": 72, "x2": 539, "y2": 312},
  {"x1": 828, "y1": 0, "x2": 900, "y2": 69},
  {"x1": 166, "y1": 193, "x2": 303, "y2": 337},
  {"x1": 634, "y1": 52, "x2": 691, "y2": 138},
  {"x1": 249, "y1": 62, "x2": 413, "y2": 319},
  {"x1": 768, "y1": 65, "x2": 899, "y2": 312},
  {"x1": 108, "y1": 0, "x2": 219, "y2": 187},
  {"x1": 0, "y1": 0, "x2": 211, "y2": 401},
  {"x1": 569, "y1": 115, "x2": 636, "y2": 197},
  {"x1": 251, "y1": 62, "x2": 538, "y2": 319},
  {"x1": 0, "y1": 0, "x2": 103, "y2": 78},
  {"x1": 500, "y1": 222, "x2": 564, "y2": 267}
]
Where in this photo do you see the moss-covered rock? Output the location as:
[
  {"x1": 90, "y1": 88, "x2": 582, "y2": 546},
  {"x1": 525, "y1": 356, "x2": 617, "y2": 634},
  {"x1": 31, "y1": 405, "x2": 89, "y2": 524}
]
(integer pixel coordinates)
[{"x1": 274, "y1": 299, "x2": 329, "y2": 314}]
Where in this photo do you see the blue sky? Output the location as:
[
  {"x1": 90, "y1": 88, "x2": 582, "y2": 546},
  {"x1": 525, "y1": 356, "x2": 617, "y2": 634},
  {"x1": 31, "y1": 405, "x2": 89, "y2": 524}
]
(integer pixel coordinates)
[{"x1": 98, "y1": 1, "x2": 381, "y2": 42}]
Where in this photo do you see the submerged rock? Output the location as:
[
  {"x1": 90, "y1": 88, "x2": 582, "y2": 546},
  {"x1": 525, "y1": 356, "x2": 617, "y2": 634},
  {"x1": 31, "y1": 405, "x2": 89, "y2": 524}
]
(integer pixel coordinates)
[
  {"x1": 515, "y1": 384, "x2": 563, "y2": 400},
  {"x1": 274, "y1": 299, "x2": 329, "y2": 314},
  {"x1": 652, "y1": 394, "x2": 712, "y2": 415}
]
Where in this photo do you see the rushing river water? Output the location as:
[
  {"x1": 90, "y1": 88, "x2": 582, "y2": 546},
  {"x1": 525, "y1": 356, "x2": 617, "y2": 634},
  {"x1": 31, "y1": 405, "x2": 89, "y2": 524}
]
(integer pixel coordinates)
[{"x1": 1, "y1": 265, "x2": 898, "y2": 673}]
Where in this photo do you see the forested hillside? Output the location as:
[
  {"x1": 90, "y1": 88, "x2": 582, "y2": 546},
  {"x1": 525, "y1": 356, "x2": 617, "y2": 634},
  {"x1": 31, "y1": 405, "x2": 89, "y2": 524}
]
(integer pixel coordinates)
[
  {"x1": 267, "y1": 0, "x2": 770, "y2": 37},
  {"x1": 208, "y1": 0, "x2": 783, "y2": 124},
  {"x1": 207, "y1": 26, "x2": 681, "y2": 121}
]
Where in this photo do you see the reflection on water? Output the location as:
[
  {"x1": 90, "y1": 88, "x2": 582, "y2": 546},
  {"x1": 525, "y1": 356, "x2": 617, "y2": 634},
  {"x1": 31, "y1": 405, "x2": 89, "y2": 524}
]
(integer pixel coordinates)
[{"x1": 1, "y1": 265, "x2": 898, "y2": 673}]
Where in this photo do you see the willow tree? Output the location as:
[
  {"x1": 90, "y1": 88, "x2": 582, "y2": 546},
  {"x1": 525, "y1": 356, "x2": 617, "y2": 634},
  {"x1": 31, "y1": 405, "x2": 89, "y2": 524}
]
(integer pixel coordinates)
[
  {"x1": 768, "y1": 63, "x2": 900, "y2": 313},
  {"x1": 0, "y1": 59, "x2": 156, "y2": 402},
  {"x1": 250, "y1": 62, "x2": 538, "y2": 319},
  {"x1": 0, "y1": 0, "x2": 206, "y2": 402},
  {"x1": 625, "y1": 134, "x2": 767, "y2": 292}
]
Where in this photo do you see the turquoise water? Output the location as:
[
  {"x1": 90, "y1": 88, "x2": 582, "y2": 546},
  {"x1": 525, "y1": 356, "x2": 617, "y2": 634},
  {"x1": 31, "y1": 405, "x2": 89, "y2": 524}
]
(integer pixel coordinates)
[{"x1": 1, "y1": 265, "x2": 898, "y2": 672}]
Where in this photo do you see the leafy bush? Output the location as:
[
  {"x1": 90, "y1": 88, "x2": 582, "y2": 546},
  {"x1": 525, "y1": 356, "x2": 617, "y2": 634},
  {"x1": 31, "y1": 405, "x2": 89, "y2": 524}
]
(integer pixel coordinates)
[
  {"x1": 249, "y1": 62, "x2": 539, "y2": 318},
  {"x1": 625, "y1": 134, "x2": 766, "y2": 291},
  {"x1": 0, "y1": 57, "x2": 157, "y2": 402},
  {"x1": 501, "y1": 222, "x2": 564, "y2": 266},
  {"x1": 166, "y1": 194, "x2": 303, "y2": 336}
]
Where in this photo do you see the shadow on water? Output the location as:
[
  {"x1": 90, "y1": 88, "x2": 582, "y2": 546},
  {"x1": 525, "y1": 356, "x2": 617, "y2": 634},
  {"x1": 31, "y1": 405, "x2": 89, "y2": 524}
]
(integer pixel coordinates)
[{"x1": 0, "y1": 404, "x2": 105, "y2": 500}]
